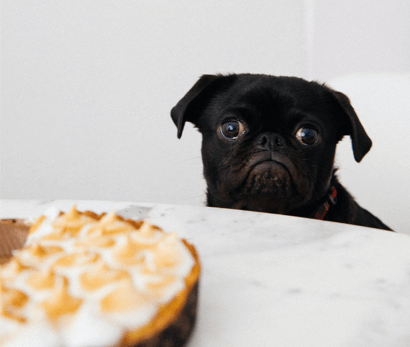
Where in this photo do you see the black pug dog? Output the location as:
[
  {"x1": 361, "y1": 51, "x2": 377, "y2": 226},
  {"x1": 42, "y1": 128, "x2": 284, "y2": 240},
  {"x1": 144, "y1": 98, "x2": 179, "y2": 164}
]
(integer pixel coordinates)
[{"x1": 171, "y1": 73, "x2": 392, "y2": 231}]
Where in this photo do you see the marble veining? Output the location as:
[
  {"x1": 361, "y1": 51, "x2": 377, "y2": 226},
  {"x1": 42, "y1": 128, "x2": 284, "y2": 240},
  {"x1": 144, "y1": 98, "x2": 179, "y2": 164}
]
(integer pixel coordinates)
[{"x1": 1, "y1": 199, "x2": 410, "y2": 347}]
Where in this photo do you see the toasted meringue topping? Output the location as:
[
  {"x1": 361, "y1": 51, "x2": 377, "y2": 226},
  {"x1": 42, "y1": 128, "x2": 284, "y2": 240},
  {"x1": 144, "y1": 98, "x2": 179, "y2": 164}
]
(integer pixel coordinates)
[
  {"x1": 80, "y1": 263, "x2": 129, "y2": 291},
  {"x1": 52, "y1": 207, "x2": 99, "y2": 238},
  {"x1": 100, "y1": 278, "x2": 148, "y2": 313},
  {"x1": 74, "y1": 235, "x2": 115, "y2": 249},
  {"x1": 0, "y1": 285, "x2": 28, "y2": 323},
  {"x1": 144, "y1": 273, "x2": 178, "y2": 298},
  {"x1": 26, "y1": 269, "x2": 56, "y2": 290},
  {"x1": 1, "y1": 207, "x2": 196, "y2": 347},
  {"x1": 1, "y1": 307, "x2": 27, "y2": 324},
  {"x1": 86, "y1": 212, "x2": 136, "y2": 237},
  {"x1": 16, "y1": 244, "x2": 64, "y2": 268},
  {"x1": 1, "y1": 285, "x2": 29, "y2": 309},
  {"x1": 153, "y1": 233, "x2": 183, "y2": 269},
  {"x1": 29, "y1": 244, "x2": 63, "y2": 259},
  {"x1": 28, "y1": 215, "x2": 46, "y2": 235},
  {"x1": 41, "y1": 277, "x2": 82, "y2": 322},
  {"x1": 53, "y1": 252, "x2": 100, "y2": 268},
  {"x1": 138, "y1": 220, "x2": 160, "y2": 239},
  {"x1": 111, "y1": 233, "x2": 154, "y2": 266},
  {"x1": 1, "y1": 258, "x2": 29, "y2": 279}
]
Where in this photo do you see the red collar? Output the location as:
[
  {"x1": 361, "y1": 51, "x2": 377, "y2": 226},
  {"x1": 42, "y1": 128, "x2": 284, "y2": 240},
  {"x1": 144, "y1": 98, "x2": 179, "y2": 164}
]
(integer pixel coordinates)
[{"x1": 314, "y1": 187, "x2": 337, "y2": 220}]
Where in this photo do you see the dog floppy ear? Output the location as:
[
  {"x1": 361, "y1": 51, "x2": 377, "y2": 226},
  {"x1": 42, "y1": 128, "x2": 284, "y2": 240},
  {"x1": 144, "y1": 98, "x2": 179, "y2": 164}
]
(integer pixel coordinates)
[
  {"x1": 330, "y1": 89, "x2": 372, "y2": 162},
  {"x1": 171, "y1": 74, "x2": 235, "y2": 138}
]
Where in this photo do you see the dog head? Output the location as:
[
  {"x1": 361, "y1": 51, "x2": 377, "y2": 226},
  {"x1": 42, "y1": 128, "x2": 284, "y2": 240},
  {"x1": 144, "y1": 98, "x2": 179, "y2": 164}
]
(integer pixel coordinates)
[{"x1": 171, "y1": 74, "x2": 372, "y2": 214}]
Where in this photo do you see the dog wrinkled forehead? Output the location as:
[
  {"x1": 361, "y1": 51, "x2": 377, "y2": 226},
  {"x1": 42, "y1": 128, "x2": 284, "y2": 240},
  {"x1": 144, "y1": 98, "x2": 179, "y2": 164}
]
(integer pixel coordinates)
[{"x1": 214, "y1": 75, "x2": 334, "y2": 116}]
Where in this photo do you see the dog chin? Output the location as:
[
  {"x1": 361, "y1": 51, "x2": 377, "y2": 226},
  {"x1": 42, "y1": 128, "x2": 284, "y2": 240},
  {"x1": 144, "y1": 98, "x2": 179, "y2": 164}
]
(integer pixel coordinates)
[
  {"x1": 234, "y1": 162, "x2": 292, "y2": 213},
  {"x1": 244, "y1": 161, "x2": 291, "y2": 195},
  {"x1": 229, "y1": 161, "x2": 311, "y2": 214}
]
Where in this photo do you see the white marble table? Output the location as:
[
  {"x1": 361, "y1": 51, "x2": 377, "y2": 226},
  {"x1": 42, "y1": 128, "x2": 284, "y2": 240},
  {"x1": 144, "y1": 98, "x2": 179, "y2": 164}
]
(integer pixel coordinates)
[{"x1": 1, "y1": 199, "x2": 410, "y2": 347}]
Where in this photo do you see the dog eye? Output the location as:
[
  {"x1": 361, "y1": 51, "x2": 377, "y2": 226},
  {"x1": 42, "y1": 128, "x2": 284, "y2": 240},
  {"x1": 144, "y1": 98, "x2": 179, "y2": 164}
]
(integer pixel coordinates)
[
  {"x1": 220, "y1": 121, "x2": 245, "y2": 140},
  {"x1": 296, "y1": 127, "x2": 319, "y2": 145}
]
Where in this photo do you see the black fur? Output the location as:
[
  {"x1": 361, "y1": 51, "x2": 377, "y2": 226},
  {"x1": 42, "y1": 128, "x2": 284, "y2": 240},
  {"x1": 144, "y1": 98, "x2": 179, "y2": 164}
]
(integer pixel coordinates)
[{"x1": 171, "y1": 74, "x2": 392, "y2": 231}]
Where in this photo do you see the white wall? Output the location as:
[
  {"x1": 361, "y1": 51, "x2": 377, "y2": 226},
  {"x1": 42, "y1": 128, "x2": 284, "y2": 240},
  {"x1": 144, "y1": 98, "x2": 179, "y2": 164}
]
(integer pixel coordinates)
[
  {"x1": 308, "y1": 0, "x2": 410, "y2": 82},
  {"x1": 1, "y1": 0, "x2": 306, "y2": 206},
  {"x1": 1, "y1": 0, "x2": 409, "y2": 233}
]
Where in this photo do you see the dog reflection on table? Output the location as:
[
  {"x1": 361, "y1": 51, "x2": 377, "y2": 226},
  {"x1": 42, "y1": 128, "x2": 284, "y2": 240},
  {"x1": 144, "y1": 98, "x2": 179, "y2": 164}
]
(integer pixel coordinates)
[{"x1": 171, "y1": 74, "x2": 392, "y2": 231}]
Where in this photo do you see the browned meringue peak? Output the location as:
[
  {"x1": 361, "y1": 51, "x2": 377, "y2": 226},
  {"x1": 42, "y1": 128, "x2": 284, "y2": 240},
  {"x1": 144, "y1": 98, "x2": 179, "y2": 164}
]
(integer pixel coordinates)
[
  {"x1": 1, "y1": 283, "x2": 29, "y2": 308},
  {"x1": 144, "y1": 273, "x2": 178, "y2": 298},
  {"x1": 79, "y1": 263, "x2": 129, "y2": 291},
  {"x1": 50, "y1": 206, "x2": 100, "y2": 239},
  {"x1": 73, "y1": 234, "x2": 116, "y2": 250},
  {"x1": 0, "y1": 206, "x2": 198, "y2": 347},
  {"x1": 52, "y1": 251, "x2": 100, "y2": 268},
  {"x1": 28, "y1": 215, "x2": 46, "y2": 235},
  {"x1": 17, "y1": 244, "x2": 64, "y2": 267},
  {"x1": 152, "y1": 233, "x2": 183, "y2": 270},
  {"x1": 29, "y1": 244, "x2": 63, "y2": 258},
  {"x1": 26, "y1": 268, "x2": 56, "y2": 291},
  {"x1": 100, "y1": 277, "x2": 149, "y2": 313},
  {"x1": 136, "y1": 219, "x2": 161, "y2": 241},
  {"x1": 86, "y1": 212, "x2": 136, "y2": 238},
  {"x1": 0, "y1": 284, "x2": 29, "y2": 323},
  {"x1": 111, "y1": 233, "x2": 155, "y2": 267},
  {"x1": 1, "y1": 307, "x2": 26, "y2": 323},
  {"x1": 0, "y1": 258, "x2": 30, "y2": 279},
  {"x1": 41, "y1": 277, "x2": 82, "y2": 322}
]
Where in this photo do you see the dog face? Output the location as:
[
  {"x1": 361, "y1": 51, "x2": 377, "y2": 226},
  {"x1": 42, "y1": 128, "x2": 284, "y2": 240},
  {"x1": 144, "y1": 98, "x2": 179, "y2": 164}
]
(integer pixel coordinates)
[{"x1": 171, "y1": 74, "x2": 372, "y2": 214}]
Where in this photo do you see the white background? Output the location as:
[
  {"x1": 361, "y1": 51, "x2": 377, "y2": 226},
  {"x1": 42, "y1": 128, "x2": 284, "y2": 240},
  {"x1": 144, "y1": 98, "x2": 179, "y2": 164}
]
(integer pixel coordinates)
[{"x1": 1, "y1": 0, "x2": 409, "y2": 233}]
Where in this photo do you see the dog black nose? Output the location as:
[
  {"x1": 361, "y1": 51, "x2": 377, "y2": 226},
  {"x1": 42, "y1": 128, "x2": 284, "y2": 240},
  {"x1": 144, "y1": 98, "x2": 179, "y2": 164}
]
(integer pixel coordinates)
[{"x1": 257, "y1": 132, "x2": 285, "y2": 151}]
